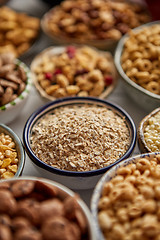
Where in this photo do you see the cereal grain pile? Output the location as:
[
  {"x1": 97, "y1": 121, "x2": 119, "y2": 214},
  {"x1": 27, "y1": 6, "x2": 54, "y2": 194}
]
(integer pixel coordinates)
[{"x1": 31, "y1": 105, "x2": 130, "y2": 171}]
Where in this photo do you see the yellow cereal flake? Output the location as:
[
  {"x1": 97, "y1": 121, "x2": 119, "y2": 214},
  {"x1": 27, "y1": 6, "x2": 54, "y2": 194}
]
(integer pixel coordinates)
[
  {"x1": 8, "y1": 164, "x2": 18, "y2": 173},
  {"x1": 2, "y1": 171, "x2": 14, "y2": 179},
  {"x1": 1, "y1": 158, "x2": 12, "y2": 168}
]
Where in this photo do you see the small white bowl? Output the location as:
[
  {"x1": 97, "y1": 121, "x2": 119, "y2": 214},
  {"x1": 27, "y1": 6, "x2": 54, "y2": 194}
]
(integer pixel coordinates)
[
  {"x1": 138, "y1": 107, "x2": 160, "y2": 153},
  {"x1": 0, "y1": 123, "x2": 25, "y2": 178},
  {"x1": 0, "y1": 176, "x2": 96, "y2": 240},
  {"x1": 114, "y1": 21, "x2": 160, "y2": 112},
  {"x1": 0, "y1": 59, "x2": 32, "y2": 124},
  {"x1": 91, "y1": 152, "x2": 160, "y2": 240}
]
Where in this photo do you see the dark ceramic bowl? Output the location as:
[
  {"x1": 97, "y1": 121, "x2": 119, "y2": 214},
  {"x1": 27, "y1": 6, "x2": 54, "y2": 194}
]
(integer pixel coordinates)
[{"x1": 23, "y1": 97, "x2": 136, "y2": 189}]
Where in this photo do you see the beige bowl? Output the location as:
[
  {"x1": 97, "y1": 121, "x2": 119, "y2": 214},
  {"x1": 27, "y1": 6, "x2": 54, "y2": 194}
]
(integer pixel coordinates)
[
  {"x1": 0, "y1": 176, "x2": 96, "y2": 240},
  {"x1": 30, "y1": 45, "x2": 118, "y2": 102},
  {"x1": 138, "y1": 107, "x2": 160, "y2": 153}
]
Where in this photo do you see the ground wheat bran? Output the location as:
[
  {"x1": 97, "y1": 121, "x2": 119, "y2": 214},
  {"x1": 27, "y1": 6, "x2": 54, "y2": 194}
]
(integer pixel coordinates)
[{"x1": 30, "y1": 104, "x2": 130, "y2": 171}]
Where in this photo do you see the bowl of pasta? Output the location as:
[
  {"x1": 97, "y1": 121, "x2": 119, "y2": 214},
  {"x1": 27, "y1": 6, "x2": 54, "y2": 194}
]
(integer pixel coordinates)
[
  {"x1": 115, "y1": 21, "x2": 160, "y2": 112},
  {"x1": 91, "y1": 152, "x2": 160, "y2": 240}
]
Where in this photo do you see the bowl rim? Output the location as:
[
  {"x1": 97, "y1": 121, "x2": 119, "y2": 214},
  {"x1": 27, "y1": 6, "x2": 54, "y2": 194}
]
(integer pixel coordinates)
[
  {"x1": 23, "y1": 96, "x2": 136, "y2": 177},
  {"x1": 0, "y1": 123, "x2": 25, "y2": 176},
  {"x1": 138, "y1": 107, "x2": 160, "y2": 153},
  {"x1": 0, "y1": 176, "x2": 96, "y2": 239},
  {"x1": 0, "y1": 59, "x2": 32, "y2": 111},
  {"x1": 114, "y1": 20, "x2": 160, "y2": 101},
  {"x1": 90, "y1": 151, "x2": 160, "y2": 240},
  {"x1": 30, "y1": 45, "x2": 118, "y2": 101}
]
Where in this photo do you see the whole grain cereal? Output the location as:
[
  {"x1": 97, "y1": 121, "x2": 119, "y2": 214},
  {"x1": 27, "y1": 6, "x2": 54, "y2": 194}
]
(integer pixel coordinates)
[{"x1": 30, "y1": 104, "x2": 130, "y2": 171}]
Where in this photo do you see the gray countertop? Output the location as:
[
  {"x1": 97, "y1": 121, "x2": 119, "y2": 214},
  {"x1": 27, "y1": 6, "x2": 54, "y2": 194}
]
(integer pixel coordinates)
[{"x1": 6, "y1": 0, "x2": 149, "y2": 206}]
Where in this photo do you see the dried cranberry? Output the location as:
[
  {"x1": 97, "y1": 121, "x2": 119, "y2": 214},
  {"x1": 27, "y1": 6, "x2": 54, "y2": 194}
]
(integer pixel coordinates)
[
  {"x1": 54, "y1": 69, "x2": 62, "y2": 75},
  {"x1": 75, "y1": 69, "x2": 88, "y2": 76},
  {"x1": 66, "y1": 46, "x2": 76, "y2": 59},
  {"x1": 104, "y1": 76, "x2": 113, "y2": 86},
  {"x1": 45, "y1": 72, "x2": 52, "y2": 80}
]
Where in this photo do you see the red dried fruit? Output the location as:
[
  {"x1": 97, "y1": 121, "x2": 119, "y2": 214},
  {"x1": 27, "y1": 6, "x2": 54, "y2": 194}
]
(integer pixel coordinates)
[
  {"x1": 45, "y1": 72, "x2": 52, "y2": 80},
  {"x1": 66, "y1": 46, "x2": 76, "y2": 59},
  {"x1": 54, "y1": 69, "x2": 62, "y2": 75},
  {"x1": 104, "y1": 76, "x2": 113, "y2": 86}
]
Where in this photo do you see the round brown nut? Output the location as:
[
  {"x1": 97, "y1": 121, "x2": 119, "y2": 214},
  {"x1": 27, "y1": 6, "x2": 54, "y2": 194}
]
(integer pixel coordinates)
[
  {"x1": 40, "y1": 199, "x2": 64, "y2": 220},
  {"x1": 0, "y1": 224, "x2": 12, "y2": 240},
  {"x1": 11, "y1": 180, "x2": 35, "y2": 198},
  {"x1": 12, "y1": 217, "x2": 31, "y2": 231},
  {"x1": 0, "y1": 189, "x2": 17, "y2": 215},
  {"x1": 16, "y1": 199, "x2": 40, "y2": 225},
  {"x1": 14, "y1": 228, "x2": 42, "y2": 240},
  {"x1": 0, "y1": 214, "x2": 11, "y2": 227},
  {"x1": 42, "y1": 216, "x2": 79, "y2": 240}
]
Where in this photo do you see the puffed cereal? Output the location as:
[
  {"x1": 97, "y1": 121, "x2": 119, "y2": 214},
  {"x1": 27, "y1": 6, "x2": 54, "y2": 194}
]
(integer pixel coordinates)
[
  {"x1": 98, "y1": 154, "x2": 160, "y2": 240},
  {"x1": 121, "y1": 24, "x2": 160, "y2": 95}
]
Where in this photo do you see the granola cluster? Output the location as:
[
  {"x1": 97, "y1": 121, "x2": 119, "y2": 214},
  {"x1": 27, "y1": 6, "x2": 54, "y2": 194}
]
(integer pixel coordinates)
[{"x1": 30, "y1": 104, "x2": 130, "y2": 171}]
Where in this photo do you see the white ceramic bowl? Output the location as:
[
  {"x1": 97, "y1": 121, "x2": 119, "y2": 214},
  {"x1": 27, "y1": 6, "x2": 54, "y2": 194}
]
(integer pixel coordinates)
[
  {"x1": 0, "y1": 123, "x2": 25, "y2": 178},
  {"x1": 114, "y1": 21, "x2": 160, "y2": 112},
  {"x1": 23, "y1": 97, "x2": 136, "y2": 190},
  {"x1": 91, "y1": 152, "x2": 160, "y2": 240},
  {"x1": 0, "y1": 59, "x2": 32, "y2": 124},
  {"x1": 30, "y1": 45, "x2": 118, "y2": 102},
  {"x1": 138, "y1": 107, "x2": 160, "y2": 153},
  {"x1": 0, "y1": 176, "x2": 96, "y2": 239}
]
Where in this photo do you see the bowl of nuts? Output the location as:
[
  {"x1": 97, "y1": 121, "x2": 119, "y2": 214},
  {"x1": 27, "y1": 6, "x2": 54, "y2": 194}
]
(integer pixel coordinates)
[
  {"x1": 0, "y1": 53, "x2": 32, "y2": 124},
  {"x1": 91, "y1": 152, "x2": 160, "y2": 240},
  {"x1": 30, "y1": 45, "x2": 118, "y2": 101},
  {"x1": 41, "y1": 0, "x2": 150, "y2": 50},
  {"x1": 0, "y1": 6, "x2": 40, "y2": 58},
  {"x1": 0, "y1": 176, "x2": 96, "y2": 239},
  {"x1": 138, "y1": 107, "x2": 160, "y2": 153},
  {"x1": 23, "y1": 97, "x2": 136, "y2": 190},
  {"x1": 0, "y1": 123, "x2": 25, "y2": 179},
  {"x1": 115, "y1": 21, "x2": 160, "y2": 112}
]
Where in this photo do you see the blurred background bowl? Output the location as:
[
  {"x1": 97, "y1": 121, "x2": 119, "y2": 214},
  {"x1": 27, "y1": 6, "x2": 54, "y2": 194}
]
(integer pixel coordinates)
[
  {"x1": 0, "y1": 59, "x2": 32, "y2": 124},
  {"x1": 91, "y1": 152, "x2": 160, "y2": 240},
  {"x1": 0, "y1": 176, "x2": 96, "y2": 239},
  {"x1": 41, "y1": 0, "x2": 150, "y2": 51},
  {"x1": 114, "y1": 21, "x2": 160, "y2": 112},
  {"x1": 0, "y1": 123, "x2": 25, "y2": 178},
  {"x1": 30, "y1": 46, "x2": 118, "y2": 102},
  {"x1": 138, "y1": 107, "x2": 160, "y2": 153},
  {"x1": 23, "y1": 97, "x2": 136, "y2": 190}
]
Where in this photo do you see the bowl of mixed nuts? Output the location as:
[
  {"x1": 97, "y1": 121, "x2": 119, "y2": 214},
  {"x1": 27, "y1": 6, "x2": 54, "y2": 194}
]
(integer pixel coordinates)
[
  {"x1": 0, "y1": 123, "x2": 25, "y2": 179},
  {"x1": 138, "y1": 107, "x2": 160, "y2": 153},
  {"x1": 23, "y1": 97, "x2": 136, "y2": 190},
  {"x1": 30, "y1": 45, "x2": 118, "y2": 101},
  {"x1": 0, "y1": 176, "x2": 96, "y2": 240},
  {"x1": 41, "y1": 0, "x2": 150, "y2": 50},
  {"x1": 91, "y1": 152, "x2": 160, "y2": 240},
  {"x1": 0, "y1": 53, "x2": 32, "y2": 124}
]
